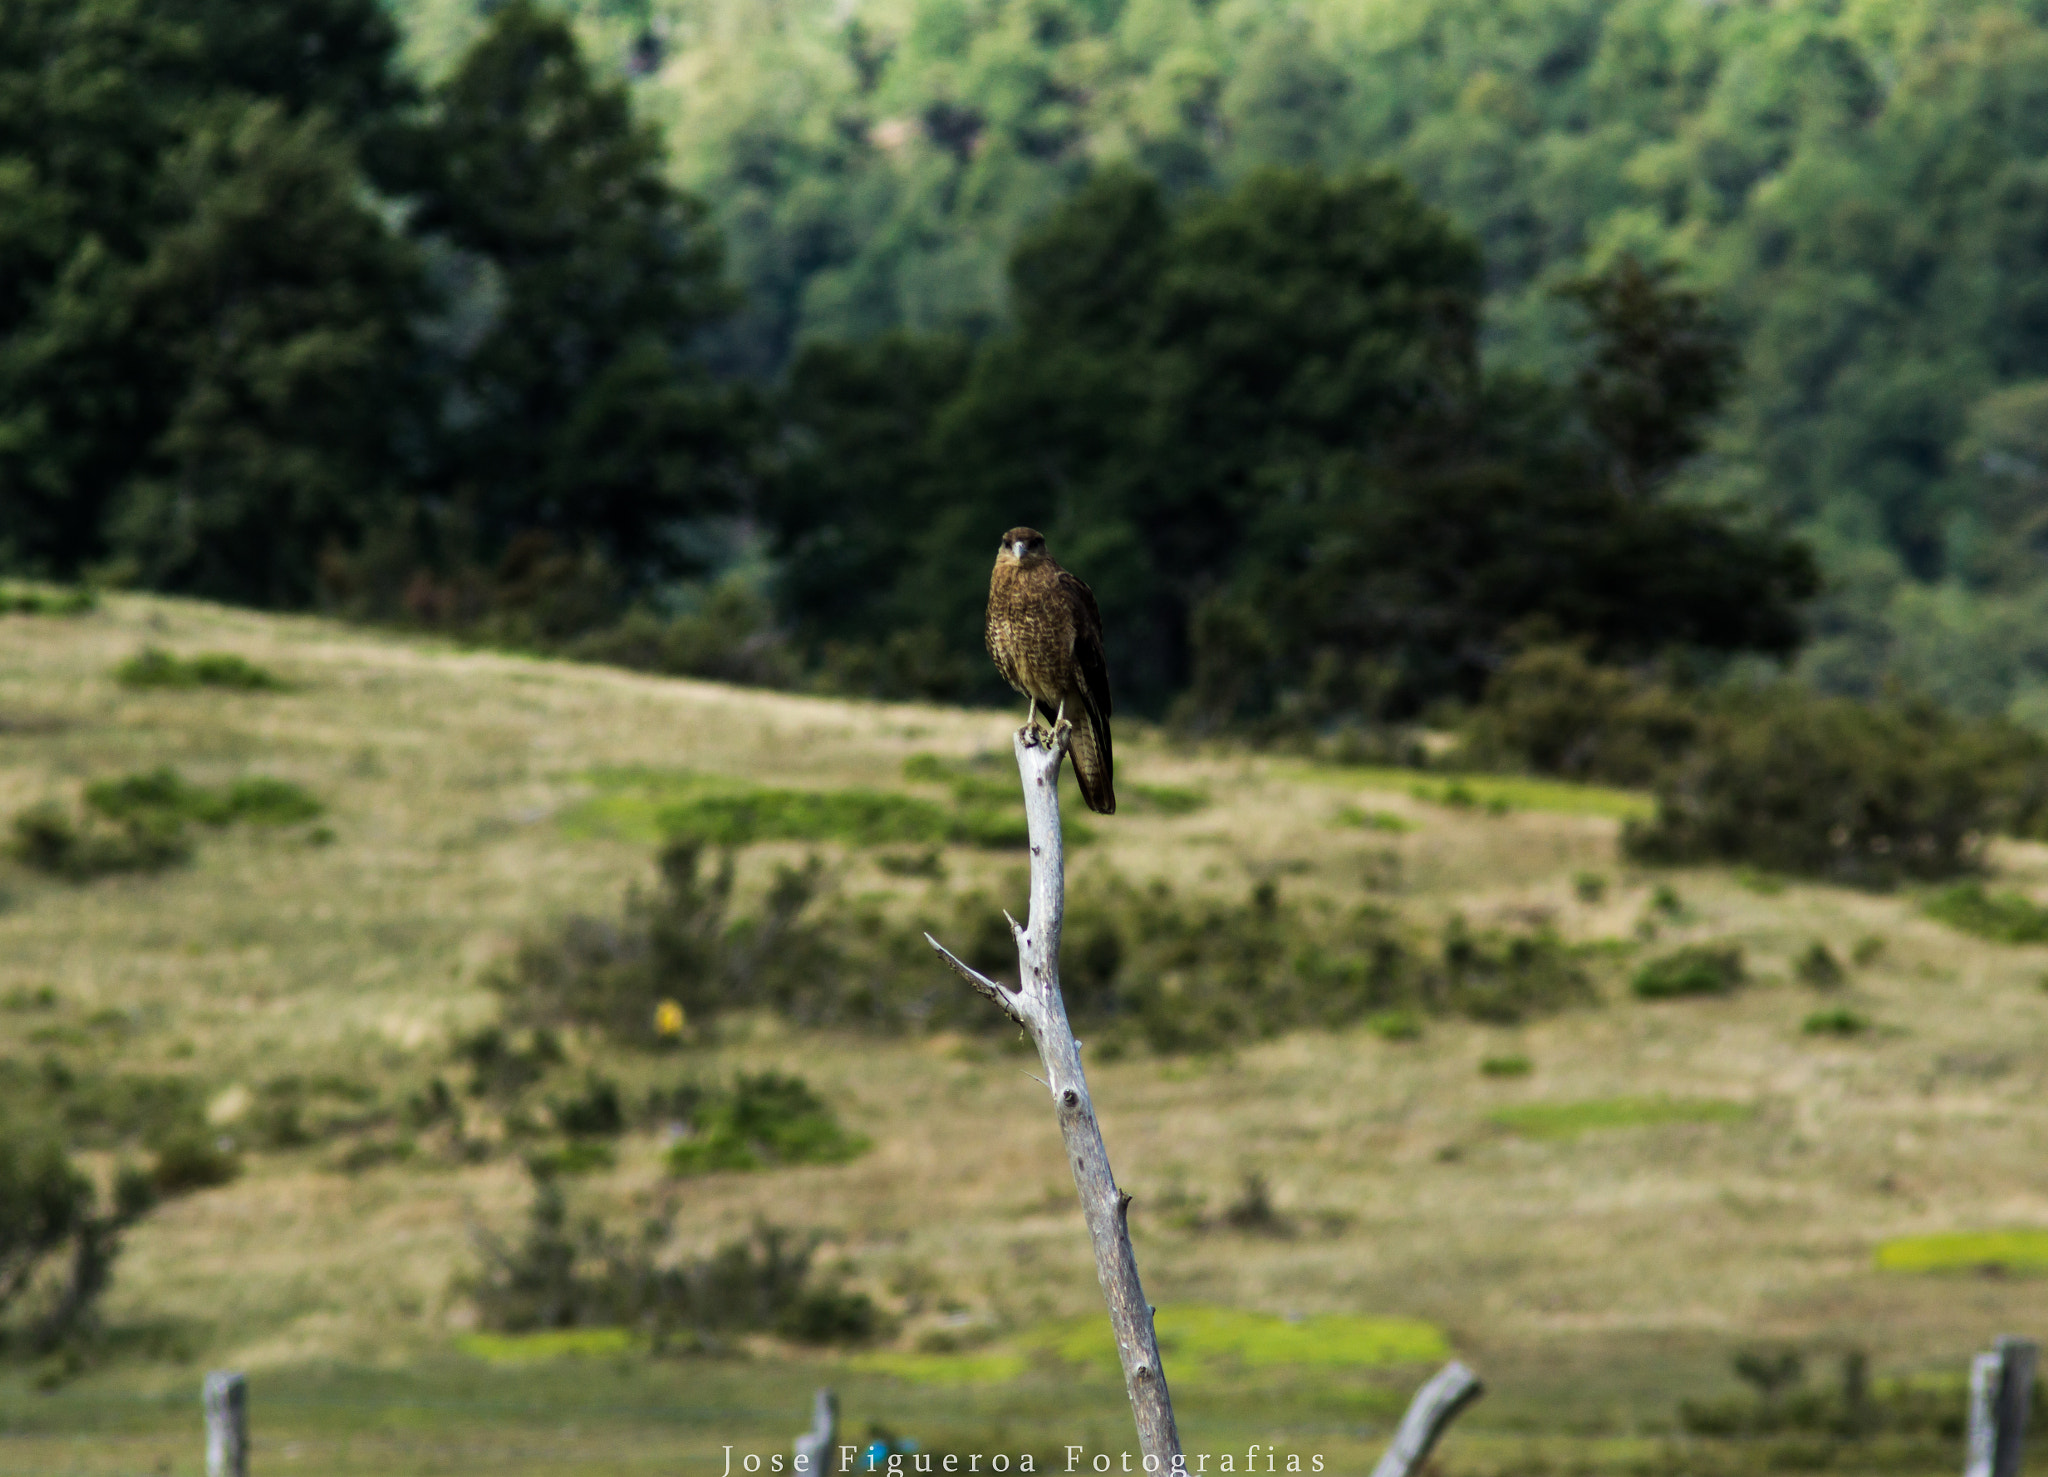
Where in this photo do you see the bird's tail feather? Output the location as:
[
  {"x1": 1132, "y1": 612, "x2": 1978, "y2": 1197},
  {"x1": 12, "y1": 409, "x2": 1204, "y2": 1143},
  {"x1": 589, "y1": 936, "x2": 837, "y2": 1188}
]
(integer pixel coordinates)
[{"x1": 1066, "y1": 697, "x2": 1115, "y2": 815}]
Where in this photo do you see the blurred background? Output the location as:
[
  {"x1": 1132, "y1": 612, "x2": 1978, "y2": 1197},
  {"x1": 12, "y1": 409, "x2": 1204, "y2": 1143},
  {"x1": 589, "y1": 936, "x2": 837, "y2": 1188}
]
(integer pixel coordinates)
[{"x1": 3, "y1": 0, "x2": 2048, "y2": 1472}]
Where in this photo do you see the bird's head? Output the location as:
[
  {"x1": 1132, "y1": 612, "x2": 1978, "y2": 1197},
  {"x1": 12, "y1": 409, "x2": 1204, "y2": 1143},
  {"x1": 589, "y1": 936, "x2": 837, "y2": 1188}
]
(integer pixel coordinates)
[{"x1": 997, "y1": 527, "x2": 1049, "y2": 567}]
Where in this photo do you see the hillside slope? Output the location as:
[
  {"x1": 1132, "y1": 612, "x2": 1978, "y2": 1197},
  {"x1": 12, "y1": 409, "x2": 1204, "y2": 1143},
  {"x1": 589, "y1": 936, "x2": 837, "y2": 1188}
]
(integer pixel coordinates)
[{"x1": 1, "y1": 598, "x2": 2046, "y2": 1467}]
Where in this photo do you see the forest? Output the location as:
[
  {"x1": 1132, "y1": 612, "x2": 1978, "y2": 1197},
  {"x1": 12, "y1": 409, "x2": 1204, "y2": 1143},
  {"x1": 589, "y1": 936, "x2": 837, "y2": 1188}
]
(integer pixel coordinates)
[{"x1": 3, "y1": 0, "x2": 2047, "y2": 726}]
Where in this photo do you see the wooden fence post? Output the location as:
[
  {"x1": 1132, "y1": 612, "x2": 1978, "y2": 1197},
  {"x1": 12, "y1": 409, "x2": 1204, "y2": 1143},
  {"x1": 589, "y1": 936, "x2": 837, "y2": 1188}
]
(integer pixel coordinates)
[
  {"x1": 1371, "y1": 1361, "x2": 1485, "y2": 1477},
  {"x1": 795, "y1": 1387, "x2": 838, "y2": 1476},
  {"x1": 1968, "y1": 1338, "x2": 2036, "y2": 1477},
  {"x1": 203, "y1": 1370, "x2": 248, "y2": 1477}
]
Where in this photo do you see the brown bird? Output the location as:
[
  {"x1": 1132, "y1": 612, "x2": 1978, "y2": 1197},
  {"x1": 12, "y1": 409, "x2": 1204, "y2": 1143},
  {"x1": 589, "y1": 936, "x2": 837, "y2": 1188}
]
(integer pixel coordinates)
[{"x1": 986, "y1": 526, "x2": 1115, "y2": 814}]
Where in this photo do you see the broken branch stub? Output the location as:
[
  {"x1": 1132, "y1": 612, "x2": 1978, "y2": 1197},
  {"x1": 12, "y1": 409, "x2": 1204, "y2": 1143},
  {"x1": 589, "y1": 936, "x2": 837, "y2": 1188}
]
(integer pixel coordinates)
[{"x1": 925, "y1": 722, "x2": 1181, "y2": 1466}]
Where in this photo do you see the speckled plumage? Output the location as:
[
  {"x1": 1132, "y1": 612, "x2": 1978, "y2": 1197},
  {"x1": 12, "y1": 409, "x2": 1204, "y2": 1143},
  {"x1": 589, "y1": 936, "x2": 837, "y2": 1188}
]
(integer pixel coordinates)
[{"x1": 986, "y1": 526, "x2": 1115, "y2": 814}]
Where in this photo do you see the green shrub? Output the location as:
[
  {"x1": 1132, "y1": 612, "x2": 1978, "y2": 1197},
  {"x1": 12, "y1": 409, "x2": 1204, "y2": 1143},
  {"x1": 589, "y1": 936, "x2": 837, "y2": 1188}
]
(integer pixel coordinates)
[
  {"x1": 1480, "y1": 1055, "x2": 1532, "y2": 1077},
  {"x1": 666, "y1": 1074, "x2": 868, "y2": 1175},
  {"x1": 219, "y1": 778, "x2": 324, "y2": 826},
  {"x1": 1924, "y1": 883, "x2": 2048, "y2": 944},
  {"x1": 1335, "y1": 806, "x2": 1412, "y2": 833},
  {"x1": 1795, "y1": 942, "x2": 1845, "y2": 988},
  {"x1": 1803, "y1": 1008, "x2": 1868, "y2": 1037},
  {"x1": 1459, "y1": 644, "x2": 1701, "y2": 785},
  {"x1": 499, "y1": 833, "x2": 1603, "y2": 1057},
  {"x1": 149, "y1": 1130, "x2": 239, "y2": 1195},
  {"x1": 115, "y1": 648, "x2": 286, "y2": 691},
  {"x1": 85, "y1": 769, "x2": 323, "y2": 829},
  {"x1": 1573, "y1": 871, "x2": 1607, "y2": 903},
  {"x1": 9, "y1": 802, "x2": 191, "y2": 880},
  {"x1": 0, "y1": 586, "x2": 95, "y2": 615},
  {"x1": 466, "y1": 1170, "x2": 869, "y2": 1348},
  {"x1": 454, "y1": 1027, "x2": 565, "y2": 1099},
  {"x1": 1632, "y1": 945, "x2": 1744, "y2": 999},
  {"x1": 1624, "y1": 691, "x2": 2010, "y2": 885},
  {"x1": 564, "y1": 582, "x2": 800, "y2": 689},
  {"x1": 525, "y1": 1141, "x2": 613, "y2": 1175},
  {"x1": 1366, "y1": 1009, "x2": 1423, "y2": 1042},
  {"x1": 1679, "y1": 1347, "x2": 1965, "y2": 1442},
  {"x1": 0, "y1": 1119, "x2": 155, "y2": 1353},
  {"x1": 550, "y1": 1074, "x2": 625, "y2": 1137},
  {"x1": 778, "y1": 1288, "x2": 883, "y2": 1345},
  {"x1": 10, "y1": 770, "x2": 322, "y2": 882},
  {"x1": 1438, "y1": 917, "x2": 1593, "y2": 1023}
]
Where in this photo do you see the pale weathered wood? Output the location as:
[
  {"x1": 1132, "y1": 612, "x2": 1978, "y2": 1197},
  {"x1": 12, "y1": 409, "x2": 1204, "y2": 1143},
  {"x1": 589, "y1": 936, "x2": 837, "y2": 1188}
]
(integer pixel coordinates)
[
  {"x1": 1370, "y1": 1361, "x2": 1485, "y2": 1477},
  {"x1": 203, "y1": 1370, "x2": 248, "y2": 1477},
  {"x1": 1967, "y1": 1338, "x2": 2036, "y2": 1477},
  {"x1": 926, "y1": 722, "x2": 1180, "y2": 1466},
  {"x1": 793, "y1": 1387, "x2": 837, "y2": 1475}
]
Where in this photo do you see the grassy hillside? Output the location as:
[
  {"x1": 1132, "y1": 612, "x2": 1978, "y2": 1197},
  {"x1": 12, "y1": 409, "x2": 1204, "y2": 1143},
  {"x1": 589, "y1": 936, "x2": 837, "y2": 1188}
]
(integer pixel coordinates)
[{"x1": 3, "y1": 596, "x2": 2047, "y2": 1472}]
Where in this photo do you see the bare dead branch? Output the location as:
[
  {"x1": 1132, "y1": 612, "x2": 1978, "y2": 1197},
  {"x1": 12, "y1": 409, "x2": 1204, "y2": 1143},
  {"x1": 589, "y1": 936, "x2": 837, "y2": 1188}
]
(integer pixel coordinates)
[{"x1": 925, "y1": 721, "x2": 1181, "y2": 1465}]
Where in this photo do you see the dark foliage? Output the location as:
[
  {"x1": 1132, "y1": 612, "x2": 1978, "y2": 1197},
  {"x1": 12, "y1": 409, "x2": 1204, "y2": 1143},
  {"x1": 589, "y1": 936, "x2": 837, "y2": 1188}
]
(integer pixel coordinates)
[
  {"x1": 114, "y1": 649, "x2": 286, "y2": 691},
  {"x1": 1459, "y1": 644, "x2": 1702, "y2": 786},
  {"x1": 0, "y1": 1118, "x2": 157, "y2": 1354},
  {"x1": 1632, "y1": 946, "x2": 1745, "y2": 1001},
  {"x1": 467, "y1": 1168, "x2": 880, "y2": 1348},
  {"x1": 397, "y1": 0, "x2": 748, "y2": 580},
  {"x1": 1679, "y1": 1347, "x2": 1989, "y2": 1446},
  {"x1": 9, "y1": 802, "x2": 191, "y2": 881},
  {"x1": 664, "y1": 1074, "x2": 868, "y2": 1175},
  {"x1": 767, "y1": 173, "x2": 1812, "y2": 721},
  {"x1": 1624, "y1": 693, "x2": 2025, "y2": 885},
  {"x1": 495, "y1": 837, "x2": 1597, "y2": 1058}
]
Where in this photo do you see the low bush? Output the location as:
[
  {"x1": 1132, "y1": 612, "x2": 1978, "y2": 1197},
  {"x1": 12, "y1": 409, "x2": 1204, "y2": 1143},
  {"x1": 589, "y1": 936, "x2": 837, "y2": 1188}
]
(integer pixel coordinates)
[
  {"x1": 1460, "y1": 644, "x2": 1702, "y2": 786},
  {"x1": 84, "y1": 769, "x2": 321, "y2": 829},
  {"x1": 1803, "y1": 1008, "x2": 1868, "y2": 1037},
  {"x1": 0, "y1": 1118, "x2": 157, "y2": 1355},
  {"x1": 1678, "y1": 1348, "x2": 1969, "y2": 1442},
  {"x1": 114, "y1": 648, "x2": 286, "y2": 691},
  {"x1": 465, "y1": 1169, "x2": 881, "y2": 1348},
  {"x1": 1480, "y1": 1055, "x2": 1532, "y2": 1077},
  {"x1": 1924, "y1": 882, "x2": 2048, "y2": 943},
  {"x1": 1624, "y1": 691, "x2": 2020, "y2": 886},
  {"x1": 9, "y1": 770, "x2": 323, "y2": 882},
  {"x1": 1461, "y1": 647, "x2": 2048, "y2": 884},
  {"x1": 1632, "y1": 945, "x2": 1744, "y2": 999},
  {"x1": 454, "y1": 1027, "x2": 566, "y2": 1099},
  {"x1": 148, "y1": 1130, "x2": 239, "y2": 1196},
  {"x1": 550, "y1": 1074, "x2": 625, "y2": 1137},
  {"x1": 493, "y1": 843, "x2": 846, "y2": 1043},
  {"x1": 8, "y1": 803, "x2": 190, "y2": 880},
  {"x1": 666, "y1": 1074, "x2": 868, "y2": 1175},
  {"x1": 0, "y1": 586, "x2": 94, "y2": 615},
  {"x1": 1366, "y1": 1009, "x2": 1422, "y2": 1042},
  {"x1": 1436, "y1": 917, "x2": 1593, "y2": 1023},
  {"x1": 1794, "y1": 942, "x2": 1845, "y2": 988},
  {"x1": 496, "y1": 839, "x2": 1604, "y2": 1056}
]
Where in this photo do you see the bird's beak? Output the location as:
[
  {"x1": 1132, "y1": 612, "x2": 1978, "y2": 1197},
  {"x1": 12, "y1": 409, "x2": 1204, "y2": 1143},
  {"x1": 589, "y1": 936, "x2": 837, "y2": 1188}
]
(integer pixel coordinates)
[{"x1": 1012, "y1": 540, "x2": 1029, "y2": 560}]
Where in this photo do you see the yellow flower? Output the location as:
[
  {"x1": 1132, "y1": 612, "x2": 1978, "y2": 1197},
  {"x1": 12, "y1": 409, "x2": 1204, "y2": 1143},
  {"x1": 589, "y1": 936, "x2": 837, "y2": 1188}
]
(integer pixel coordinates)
[{"x1": 653, "y1": 999, "x2": 686, "y2": 1037}]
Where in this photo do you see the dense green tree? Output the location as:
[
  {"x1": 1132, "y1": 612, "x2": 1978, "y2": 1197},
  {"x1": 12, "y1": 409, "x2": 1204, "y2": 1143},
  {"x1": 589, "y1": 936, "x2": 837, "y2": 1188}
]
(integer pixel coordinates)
[
  {"x1": 770, "y1": 166, "x2": 1812, "y2": 721},
  {"x1": 407, "y1": 0, "x2": 743, "y2": 577},
  {"x1": 453, "y1": 0, "x2": 2048, "y2": 720},
  {"x1": 106, "y1": 103, "x2": 426, "y2": 604},
  {"x1": 0, "y1": 0, "x2": 418, "y2": 580}
]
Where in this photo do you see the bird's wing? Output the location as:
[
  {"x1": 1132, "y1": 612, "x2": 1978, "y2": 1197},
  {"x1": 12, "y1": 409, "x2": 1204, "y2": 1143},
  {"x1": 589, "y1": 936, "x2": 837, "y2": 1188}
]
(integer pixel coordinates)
[{"x1": 1059, "y1": 569, "x2": 1112, "y2": 718}]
